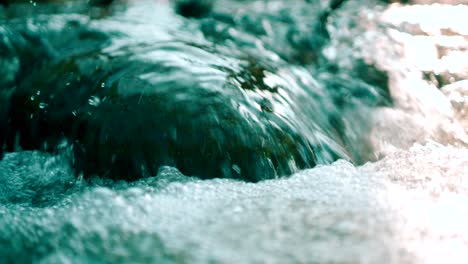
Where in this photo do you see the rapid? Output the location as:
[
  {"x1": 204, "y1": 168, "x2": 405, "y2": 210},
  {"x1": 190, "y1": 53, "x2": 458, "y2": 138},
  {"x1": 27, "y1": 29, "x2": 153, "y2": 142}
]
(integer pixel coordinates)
[{"x1": 0, "y1": 0, "x2": 467, "y2": 263}]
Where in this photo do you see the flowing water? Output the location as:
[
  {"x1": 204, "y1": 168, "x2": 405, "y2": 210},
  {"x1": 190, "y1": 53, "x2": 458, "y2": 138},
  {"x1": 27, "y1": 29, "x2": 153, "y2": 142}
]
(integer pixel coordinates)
[{"x1": 0, "y1": 0, "x2": 467, "y2": 263}]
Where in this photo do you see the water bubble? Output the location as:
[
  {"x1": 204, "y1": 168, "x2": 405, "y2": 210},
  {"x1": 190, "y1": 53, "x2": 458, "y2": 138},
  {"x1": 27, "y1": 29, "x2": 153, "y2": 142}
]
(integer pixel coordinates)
[{"x1": 88, "y1": 96, "x2": 101, "y2": 107}]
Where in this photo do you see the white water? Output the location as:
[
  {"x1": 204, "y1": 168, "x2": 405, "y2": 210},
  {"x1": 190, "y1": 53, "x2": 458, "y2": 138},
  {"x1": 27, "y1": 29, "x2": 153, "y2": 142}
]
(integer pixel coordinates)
[{"x1": 0, "y1": 143, "x2": 467, "y2": 263}]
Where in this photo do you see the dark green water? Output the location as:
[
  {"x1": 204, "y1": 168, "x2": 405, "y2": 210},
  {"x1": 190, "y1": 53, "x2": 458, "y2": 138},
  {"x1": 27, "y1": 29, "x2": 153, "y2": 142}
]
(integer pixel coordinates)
[
  {"x1": 3, "y1": 1, "x2": 465, "y2": 263},
  {"x1": 0, "y1": 0, "x2": 389, "y2": 182}
]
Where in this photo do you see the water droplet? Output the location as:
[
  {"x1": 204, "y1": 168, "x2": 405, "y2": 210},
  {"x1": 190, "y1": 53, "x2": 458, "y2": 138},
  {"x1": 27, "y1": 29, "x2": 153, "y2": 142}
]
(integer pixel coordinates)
[
  {"x1": 88, "y1": 96, "x2": 101, "y2": 107},
  {"x1": 101, "y1": 82, "x2": 106, "y2": 88},
  {"x1": 39, "y1": 103, "x2": 48, "y2": 109}
]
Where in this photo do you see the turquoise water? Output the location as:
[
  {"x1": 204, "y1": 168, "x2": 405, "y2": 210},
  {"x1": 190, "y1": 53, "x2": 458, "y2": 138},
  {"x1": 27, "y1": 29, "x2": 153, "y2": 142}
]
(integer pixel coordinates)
[
  {"x1": 0, "y1": 0, "x2": 387, "y2": 181},
  {"x1": 1, "y1": 1, "x2": 467, "y2": 263},
  {"x1": 1, "y1": 144, "x2": 467, "y2": 263}
]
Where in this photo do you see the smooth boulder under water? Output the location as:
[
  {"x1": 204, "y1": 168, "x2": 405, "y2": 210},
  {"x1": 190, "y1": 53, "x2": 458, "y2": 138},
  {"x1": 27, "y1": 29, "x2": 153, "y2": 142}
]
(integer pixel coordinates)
[{"x1": 0, "y1": 0, "x2": 388, "y2": 181}]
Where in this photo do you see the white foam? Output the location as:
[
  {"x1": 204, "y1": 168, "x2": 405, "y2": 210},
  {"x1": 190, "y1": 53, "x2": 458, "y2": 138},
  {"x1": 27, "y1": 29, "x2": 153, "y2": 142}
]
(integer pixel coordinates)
[{"x1": 0, "y1": 144, "x2": 466, "y2": 263}]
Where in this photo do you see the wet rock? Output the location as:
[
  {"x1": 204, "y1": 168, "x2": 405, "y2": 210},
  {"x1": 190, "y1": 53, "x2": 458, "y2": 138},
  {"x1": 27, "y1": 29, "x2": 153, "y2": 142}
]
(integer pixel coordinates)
[
  {"x1": 0, "y1": 18, "x2": 320, "y2": 182},
  {"x1": 0, "y1": 1, "x2": 386, "y2": 182},
  {"x1": 6, "y1": 52, "x2": 324, "y2": 182}
]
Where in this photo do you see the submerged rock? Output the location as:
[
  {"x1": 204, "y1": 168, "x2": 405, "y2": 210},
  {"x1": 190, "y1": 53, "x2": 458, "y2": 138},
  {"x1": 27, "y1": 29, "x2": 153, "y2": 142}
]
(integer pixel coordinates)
[
  {"x1": 0, "y1": 1, "x2": 387, "y2": 181},
  {"x1": 3, "y1": 31, "x2": 321, "y2": 182}
]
